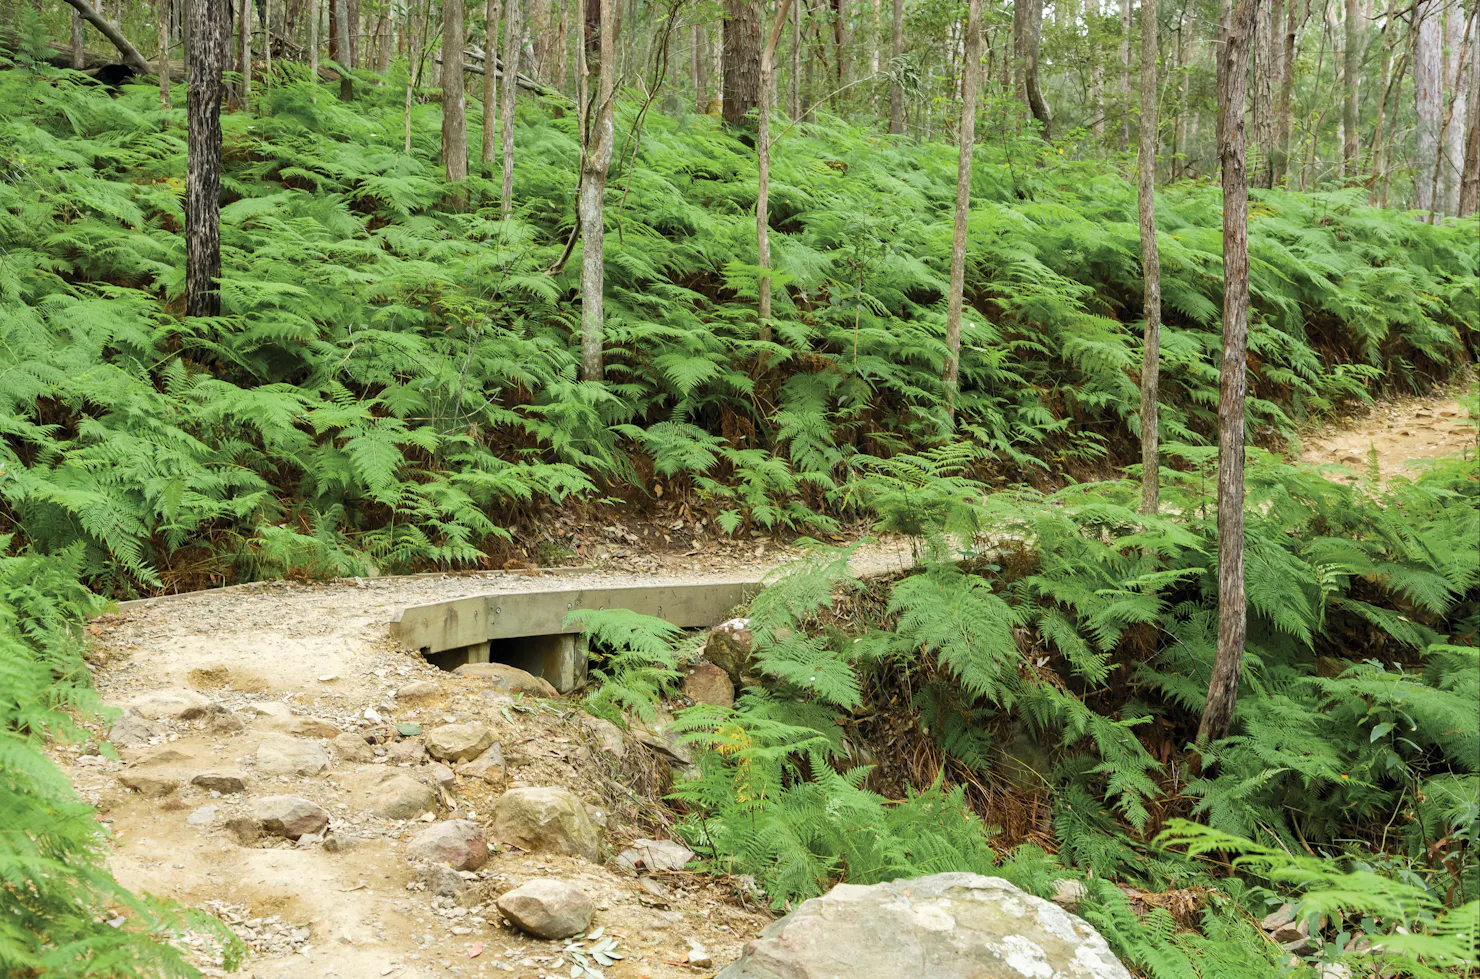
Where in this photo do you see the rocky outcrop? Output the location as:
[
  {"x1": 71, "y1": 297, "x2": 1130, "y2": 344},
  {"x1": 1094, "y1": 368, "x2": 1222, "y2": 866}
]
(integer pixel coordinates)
[
  {"x1": 497, "y1": 879, "x2": 595, "y2": 939},
  {"x1": 717, "y1": 873, "x2": 1132, "y2": 979},
  {"x1": 490, "y1": 786, "x2": 602, "y2": 862}
]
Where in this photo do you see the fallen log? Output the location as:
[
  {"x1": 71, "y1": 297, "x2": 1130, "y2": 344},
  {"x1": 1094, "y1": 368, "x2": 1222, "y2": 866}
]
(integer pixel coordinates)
[{"x1": 59, "y1": 0, "x2": 152, "y2": 75}]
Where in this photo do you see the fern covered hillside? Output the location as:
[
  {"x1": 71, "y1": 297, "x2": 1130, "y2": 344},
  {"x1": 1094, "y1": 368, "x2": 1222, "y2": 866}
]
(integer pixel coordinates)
[{"x1": 1, "y1": 0, "x2": 1479, "y2": 974}]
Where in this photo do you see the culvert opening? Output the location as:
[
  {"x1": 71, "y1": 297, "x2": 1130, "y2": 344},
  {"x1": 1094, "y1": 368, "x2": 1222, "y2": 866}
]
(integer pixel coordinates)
[{"x1": 424, "y1": 632, "x2": 590, "y2": 693}]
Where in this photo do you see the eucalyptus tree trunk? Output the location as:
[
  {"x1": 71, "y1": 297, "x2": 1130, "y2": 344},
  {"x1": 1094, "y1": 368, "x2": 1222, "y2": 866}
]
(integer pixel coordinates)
[
  {"x1": 579, "y1": 0, "x2": 618, "y2": 381},
  {"x1": 499, "y1": 0, "x2": 520, "y2": 213},
  {"x1": 72, "y1": 9, "x2": 85, "y2": 67},
  {"x1": 187, "y1": 0, "x2": 225, "y2": 318},
  {"x1": 157, "y1": 0, "x2": 171, "y2": 106},
  {"x1": 1119, "y1": 0, "x2": 1132, "y2": 149},
  {"x1": 887, "y1": 0, "x2": 903, "y2": 132},
  {"x1": 1138, "y1": 0, "x2": 1161, "y2": 516},
  {"x1": 723, "y1": 0, "x2": 761, "y2": 123},
  {"x1": 1273, "y1": 0, "x2": 1295, "y2": 182},
  {"x1": 1013, "y1": 0, "x2": 1051, "y2": 137},
  {"x1": 1440, "y1": 7, "x2": 1471, "y2": 213},
  {"x1": 1462, "y1": 29, "x2": 1480, "y2": 215},
  {"x1": 942, "y1": 0, "x2": 980, "y2": 426},
  {"x1": 264, "y1": 0, "x2": 272, "y2": 82},
  {"x1": 334, "y1": 0, "x2": 352, "y2": 97},
  {"x1": 790, "y1": 0, "x2": 801, "y2": 120},
  {"x1": 757, "y1": 0, "x2": 795, "y2": 347},
  {"x1": 1252, "y1": 0, "x2": 1274, "y2": 185},
  {"x1": 693, "y1": 24, "x2": 708, "y2": 110},
  {"x1": 1342, "y1": 0, "x2": 1358, "y2": 176},
  {"x1": 1200, "y1": 0, "x2": 1260, "y2": 746},
  {"x1": 443, "y1": 0, "x2": 469, "y2": 183},
  {"x1": 483, "y1": 0, "x2": 500, "y2": 162},
  {"x1": 1414, "y1": 0, "x2": 1441, "y2": 210},
  {"x1": 239, "y1": 0, "x2": 250, "y2": 108},
  {"x1": 404, "y1": 0, "x2": 417, "y2": 146},
  {"x1": 835, "y1": 0, "x2": 849, "y2": 84},
  {"x1": 308, "y1": 0, "x2": 319, "y2": 97}
]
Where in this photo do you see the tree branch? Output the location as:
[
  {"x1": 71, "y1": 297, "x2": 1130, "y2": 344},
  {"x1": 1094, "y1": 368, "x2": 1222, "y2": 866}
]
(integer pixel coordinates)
[{"x1": 59, "y1": 0, "x2": 152, "y2": 75}]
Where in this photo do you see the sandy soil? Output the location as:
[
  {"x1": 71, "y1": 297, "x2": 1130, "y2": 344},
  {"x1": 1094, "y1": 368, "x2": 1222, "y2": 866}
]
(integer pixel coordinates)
[{"x1": 1298, "y1": 393, "x2": 1475, "y2": 483}]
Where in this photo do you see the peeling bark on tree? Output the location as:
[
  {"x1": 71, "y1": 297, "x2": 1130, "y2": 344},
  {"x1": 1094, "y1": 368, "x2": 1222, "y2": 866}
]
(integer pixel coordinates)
[
  {"x1": 443, "y1": 0, "x2": 469, "y2": 184},
  {"x1": 1414, "y1": 0, "x2": 1441, "y2": 210},
  {"x1": 1138, "y1": 0, "x2": 1161, "y2": 516},
  {"x1": 1200, "y1": 0, "x2": 1260, "y2": 747},
  {"x1": 887, "y1": 0, "x2": 903, "y2": 132},
  {"x1": 334, "y1": 0, "x2": 352, "y2": 98},
  {"x1": 186, "y1": 0, "x2": 225, "y2": 318},
  {"x1": 500, "y1": 0, "x2": 520, "y2": 213},
  {"x1": 943, "y1": 0, "x2": 980, "y2": 425},
  {"x1": 723, "y1": 0, "x2": 761, "y2": 123},
  {"x1": 579, "y1": 0, "x2": 618, "y2": 381},
  {"x1": 483, "y1": 0, "x2": 499, "y2": 163}
]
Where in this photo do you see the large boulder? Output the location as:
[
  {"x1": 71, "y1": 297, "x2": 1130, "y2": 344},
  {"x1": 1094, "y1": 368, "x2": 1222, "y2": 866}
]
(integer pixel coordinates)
[
  {"x1": 425, "y1": 722, "x2": 495, "y2": 762},
  {"x1": 497, "y1": 880, "x2": 595, "y2": 939},
  {"x1": 254, "y1": 795, "x2": 330, "y2": 840},
  {"x1": 255, "y1": 734, "x2": 330, "y2": 776},
  {"x1": 717, "y1": 873, "x2": 1133, "y2": 979},
  {"x1": 490, "y1": 786, "x2": 602, "y2": 862},
  {"x1": 452, "y1": 662, "x2": 559, "y2": 698},
  {"x1": 406, "y1": 820, "x2": 489, "y2": 871}
]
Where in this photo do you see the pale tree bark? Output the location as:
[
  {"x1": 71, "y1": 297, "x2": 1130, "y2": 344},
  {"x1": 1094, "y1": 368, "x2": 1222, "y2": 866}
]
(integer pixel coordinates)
[
  {"x1": 335, "y1": 0, "x2": 353, "y2": 97},
  {"x1": 693, "y1": 23, "x2": 708, "y2": 110},
  {"x1": 1342, "y1": 0, "x2": 1358, "y2": 176},
  {"x1": 71, "y1": 9, "x2": 85, "y2": 68},
  {"x1": 1367, "y1": 0, "x2": 1398, "y2": 200},
  {"x1": 1252, "y1": 0, "x2": 1274, "y2": 185},
  {"x1": 187, "y1": 0, "x2": 225, "y2": 318},
  {"x1": 579, "y1": 0, "x2": 618, "y2": 381},
  {"x1": 1120, "y1": 0, "x2": 1132, "y2": 149},
  {"x1": 1441, "y1": 6, "x2": 1472, "y2": 213},
  {"x1": 943, "y1": 0, "x2": 980, "y2": 425},
  {"x1": 835, "y1": 0, "x2": 850, "y2": 84},
  {"x1": 265, "y1": 0, "x2": 272, "y2": 81},
  {"x1": 1462, "y1": 17, "x2": 1480, "y2": 215},
  {"x1": 757, "y1": 0, "x2": 795, "y2": 347},
  {"x1": 1175, "y1": 15, "x2": 1189, "y2": 171},
  {"x1": 723, "y1": 0, "x2": 761, "y2": 123},
  {"x1": 1200, "y1": 0, "x2": 1260, "y2": 746},
  {"x1": 500, "y1": 0, "x2": 520, "y2": 213},
  {"x1": 1138, "y1": 0, "x2": 1162, "y2": 516},
  {"x1": 1273, "y1": 0, "x2": 1295, "y2": 182},
  {"x1": 790, "y1": 0, "x2": 801, "y2": 119},
  {"x1": 405, "y1": 0, "x2": 418, "y2": 147},
  {"x1": 1013, "y1": 0, "x2": 1051, "y2": 137},
  {"x1": 483, "y1": 0, "x2": 500, "y2": 162},
  {"x1": 157, "y1": 0, "x2": 171, "y2": 106},
  {"x1": 309, "y1": 0, "x2": 319, "y2": 98},
  {"x1": 240, "y1": 0, "x2": 251, "y2": 108},
  {"x1": 1414, "y1": 0, "x2": 1441, "y2": 210},
  {"x1": 888, "y1": 0, "x2": 902, "y2": 131},
  {"x1": 1091, "y1": 59, "x2": 1105, "y2": 139},
  {"x1": 444, "y1": 0, "x2": 469, "y2": 183}
]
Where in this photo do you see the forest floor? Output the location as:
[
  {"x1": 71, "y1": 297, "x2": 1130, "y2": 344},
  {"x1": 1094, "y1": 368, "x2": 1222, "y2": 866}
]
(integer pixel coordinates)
[{"x1": 51, "y1": 393, "x2": 1474, "y2": 979}]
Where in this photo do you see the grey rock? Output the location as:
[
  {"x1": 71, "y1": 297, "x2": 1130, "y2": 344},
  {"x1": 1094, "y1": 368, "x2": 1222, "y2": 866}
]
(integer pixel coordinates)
[
  {"x1": 191, "y1": 771, "x2": 247, "y2": 794},
  {"x1": 429, "y1": 763, "x2": 456, "y2": 789},
  {"x1": 224, "y1": 816, "x2": 261, "y2": 845},
  {"x1": 613, "y1": 838, "x2": 694, "y2": 874},
  {"x1": 187, "y1": 804, "x2": 219, "y2": 827},
  {"x1": 419, "y1": 861, "x2": 468, "y2": 898},
  {"x1": 396, "y1": 680, "x2": 442, "y2": 702},
  {"x1": 406, "y1": 820, "x2": 489, "y2": 871},
  {"x1": 1051, "y1": 879, "x2": 1088, "y2": 907},
  {"x1": 452, "y1": 662, "x2": 559, "y2": 698},
  {"x1": 331, "y1": 732, "x2": 374, "y2": 764},
  {"x1": 203, "y1": 706, "x2": 246, "y2": 734},
  {"x1": 704, "y1": 618, "x2": 753, "y2": 686},
  {"x1": 254, "y1": 795, "x2": 330, "y2": 840},
  {"x1": 127, "y1": 689, "x2": 211, "y2": 720},
  {"x1": 496, "y1": 880, "x2": 595, "y2": 939},
  {"x1": 717, "y1": 873, "x2": 1133, "y2": 979},
  {"x1": 255, "y1": 734, "x2": 330, "y2": 777},
  {"x1": 374, "y1": 772, "x2": 437, "y2": 820},
  {"x1": 454, "y1": 744, "x2": 505, "y2": 788},
  {"x1": 117, "y1": 772, "x2": 179, "y2": 797},
  {"x1": 109, "y1": 710, "x2": 164, "y2": 747},
  {"x1": 425, "y1": 723, "x2": 495, "y2": 763},
  {"x1": 580, "y1": 716, "x2": 627, "y2": 760},
  {"x1": 490, "y1": 786, "x2": 601, "y2": 863},
  {"x1": 387, "y1": 739, "x2": 428, "y2": 765}
]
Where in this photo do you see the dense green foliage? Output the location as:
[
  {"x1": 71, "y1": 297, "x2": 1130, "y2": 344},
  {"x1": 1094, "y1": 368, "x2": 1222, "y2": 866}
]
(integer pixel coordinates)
[{"x1": 0, "y1": 59, "x2": 1475, "y2": 977}]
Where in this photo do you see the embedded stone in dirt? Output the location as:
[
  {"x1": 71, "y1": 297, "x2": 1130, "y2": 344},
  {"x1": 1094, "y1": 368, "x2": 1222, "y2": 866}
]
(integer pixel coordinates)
[
  {"x1": 201, "y1": 705, "x2": 246, "y2": 734},
  {"x1": 496, "y1": 879, "x2": 595, "y2": 939},
  {"x1": 406, "y1": 819, "x2": 488, "y2": 870},
  {"x1": 613, "y1": 838, "x2": 695, "y2": 874},
  {"x1": 396, "y1": 680, "x2": 442, "y2": 702},
  {"x1": 716, "y1": 873, "x2": 1133, "y2": 979},
  {"x1": 704, "y1": 617, "x2": 753, "y2": 686},
  {"x1": 117, "y1": 772, "x2": 179, "y2": 797},
  {"x1": 579, "y1": 715, "x2": 627, "y2": 760},
  {"x1": 250, "y1": 702, "x2": 341, "y2": 738},
  {"x1": 419, "y1": 861, "x2": 467, "y2": 898},
  {"x1": 254, "y1": 795, "x2": 330, "y2": 840},
  {"x1": 490, "y1": 786, "x2": 602, "y2": 862},
  {"x1": 224, "y1": 815, "x2": 261, "y2": 845},
  {"x1": 429, "y1": 763, "x2": 456, "y2": 789},
  {"x1": 425, "y1": 722, "x2": 495, "y2": 762},
  {"x1": 191, "y1": 771, "x2": 247, "y2": 794},
  {"x1": 454, "y1": 744, "x2": 505, "y2": 787},
  {"x1": 127, "y1": 689, "x2": 211, "y2": 720},
  {"x1": 374, "y1": 772, "x2": 437, "y2": 820},
  {"x1": 683, "y1": 661, "x2": 735, "y2": 708},
  {"x1": 387, "y1": 739, "x2": 428, "y2": 765},
  {"x1": 109, "y1": 709, "x2": 164, "y2": 747},
  {"x1": 255, "y1": 734, "x2": 330, "y2": 777},
  {"x1": 331, "y1": 732, "x2": 374, "y2": 763},
  {"x1": 452, "y1": 662, "x2": 559, "y2": 698}
]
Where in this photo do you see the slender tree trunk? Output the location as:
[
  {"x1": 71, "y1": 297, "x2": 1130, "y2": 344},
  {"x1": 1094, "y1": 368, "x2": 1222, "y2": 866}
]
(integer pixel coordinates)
[
  {"x1": 1441, "y1": 6, "x2": 1472, "y2": 213},
  {"x1": 1414, "y1": 0, "x2": 1441, "y2": 210},
  {"x1": 1252, "y1": 0, "x2": 1274, "y2": 185},
  {"x1": 790, "y1": 0, "x2": 801, "y2": 119},
  {"x1": 1273, "y1": 0, "x2": 1296, "y2": 182},
  {"x1": 443, "y1": 0, "x2": 469, "y2": 183},
  {"x1": 187, "y1": 0, "x2": 224, "y2": 318},
  {"x1": 335, "y1": 0, "x2": 352, "y2": 97},
  {"x1": 692, "y1": 24, "x2": 708, "y2": 110},
  {"x1": 157, "y1": 0, "x2": 172, "y2": 106},
  {"x1": 308, "y1": 0, "x2": 319, "y2": 95},
  {"x1": 240, "y1": 0, "x2": 251, "y2": 108},
  {"x1": 71, "y1": 9, "x2": 85, "y2": 67},
  {"x1": 886, "y1": 0, "x2": 903, "y2": 131},
  {"x1": 1120, "y1": 0, "x2": 1132, "y2": 149},
  {"x1": 757, "y1": 0, "x2": 795, "y2": 347},
  {"x1": 1138, "y1": 0, "x2": 1162, "y2": 515},
  {"x1": 483, "y1": 0, "x2": 499, "y2": 161},
  {"x1": 348, "y1": 0, "x2": 358, "y2": 63},
  {"x1": 405, "y1": 0, "x2": 418, "y2": 147},
  {"x1": 1366, "y1": 2, "x2": 1396, "y2": 200},
  {"x1": 1462, "y1": 20, "x2": 1480, "y2": 215},
  {"x1": 1341, "y1": 0, "x2": 1358, "y2": 175},
  {"x1": 1175, "y1": 15, "x2": 1189, "y2": 173},
  {"x1": 723, "y1": 0, "x2": 762, "y2": 122},
  {"x1": 835, "y1": 0, "x2": 849, "y2": 84},
  {"x1": 1091, "y1": 58, "x2": 1105, "y2": 139},
  {"x1": 1014, "y1": 0, "x2": 1051, "y2": 137},
  {"x1": 61, "y1": 0, "x2": 154, "y2": 73},
  {"x1": 265, "y1": 0, "x2": 273, "y2": 82},
  {"x1": 1200, "y1": 0, "x2": 1260, "y2": 746},
  {"x1": 943, "y1": 0, "x2": 980, "y2": 425},
  {"x1": 579, "y1": 0, "x2": 618, "y2": 381},
  {"x1": 500, "y1": 0, "x2": 519, "y2": 213}
]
